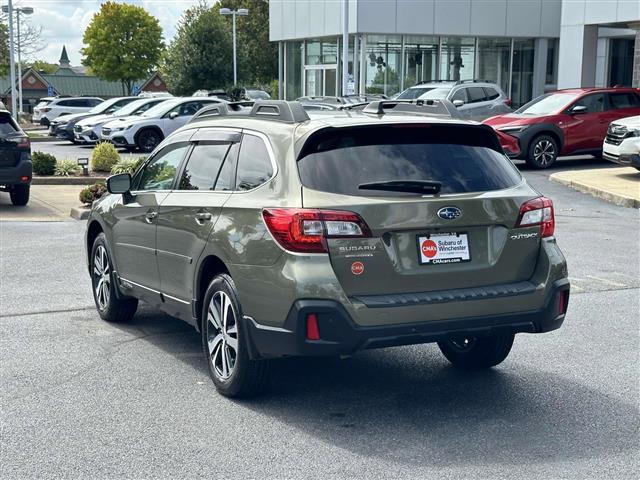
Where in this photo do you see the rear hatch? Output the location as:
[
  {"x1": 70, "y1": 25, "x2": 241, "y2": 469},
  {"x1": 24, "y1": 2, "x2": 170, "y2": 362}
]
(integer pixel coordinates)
[
  {"x1": 297, "y1": 123, "x2": 541, "y2": 297},
  {"x1": 0, "y1": 112, "x2": 28, "y2": 168}
]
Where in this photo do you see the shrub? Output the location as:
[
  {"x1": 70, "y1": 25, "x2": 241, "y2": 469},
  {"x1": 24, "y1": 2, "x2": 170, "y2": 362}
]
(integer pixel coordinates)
[
  {"x1": 110, "y1": 157, "x2": 145, "y2": 175},
  {"x1": 54, "y1": 159, "x2": 80, "y2": 177},
  {"x1": 32, "y1": 151, "x2": 57, "y2": 176},
  {"x1": 79, "y1": 183, "x2": 107, "y2": 205},
  {"x1": 91, "y1": 142, "x2": 120, "y2": 172}
]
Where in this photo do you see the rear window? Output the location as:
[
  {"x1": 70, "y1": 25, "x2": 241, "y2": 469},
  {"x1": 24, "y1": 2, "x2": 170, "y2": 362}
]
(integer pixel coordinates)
[
  {"x1": 0, "y1": 113, "x2": 19, "y2": 135},
  {"x1": 297, "y1": 126, "x2": 521, "y2": 196}
]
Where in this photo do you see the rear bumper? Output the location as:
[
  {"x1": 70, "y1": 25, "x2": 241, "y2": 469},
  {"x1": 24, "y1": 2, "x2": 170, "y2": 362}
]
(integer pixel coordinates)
[
  {"x1": 0, "y1": 158, "x2": 32, "y2": 186},
  {"x1": 244, "y1": 278, "x2": 570, "y2": 359}
]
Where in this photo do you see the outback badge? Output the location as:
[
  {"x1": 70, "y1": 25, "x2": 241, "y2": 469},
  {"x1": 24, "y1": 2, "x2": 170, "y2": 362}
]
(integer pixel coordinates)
[{"x1": 437, "y1": 206, "x2": 462, "y2": 220}]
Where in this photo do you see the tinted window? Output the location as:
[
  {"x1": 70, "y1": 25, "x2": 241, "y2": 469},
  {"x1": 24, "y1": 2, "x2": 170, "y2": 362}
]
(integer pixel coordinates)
[
  {"x1": 396, "y1": 87, "x2": 436, "y2": 100},
  {"x1": 450, "y1": 89, "x2": 467, "y2": 102},
  {"x1": 573, "y1": 93, "x2": 605, "y2": 113},
  {"x1": 179, "y1": 143, "x2": 232, "y2": 191},
  {"x1": 608, "y1": 92, "x2": 640, "y2": 109},
  {"x1": 167, "y1": 100, "x2": 214, "y2": 118},
  {"x1": 88, "y1": 99, "x2": 103, "y2": 107},
  {"x1": 298, "y1": 126, "x2": 521, "y2": 196},
  {"x1": 56, "y1": 100, "x2": 72, "y2": 107},
  {"x1": 467, "y1": 87, "x2": 487, "y2": 103},
  {"x1": 483, "y1": 87, "x2": 500, "y2": 100},
  {"x1": 69, "y1": 99, "x2": 88, "y2": 107},
  {"x1": 137, "y1": 144, "x2": 189, "y2": 191},
  {"x1": 0, "y1": 113, "x2": 18, "y2": 135},
  {"x1": 236, "y1": 135, "x2": 273, "y2": 190}
]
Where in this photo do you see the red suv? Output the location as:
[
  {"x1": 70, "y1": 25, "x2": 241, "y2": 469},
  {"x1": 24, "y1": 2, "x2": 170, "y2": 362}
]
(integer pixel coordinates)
[{"x1": 484, "y1": 87, "x2": 640, "y2": 168}]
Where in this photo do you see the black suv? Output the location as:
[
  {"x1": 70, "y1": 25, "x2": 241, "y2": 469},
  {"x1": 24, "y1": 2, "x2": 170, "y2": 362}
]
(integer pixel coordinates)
[{"x1": 0, "y1": 110, "x2": 31, "y2": 206}]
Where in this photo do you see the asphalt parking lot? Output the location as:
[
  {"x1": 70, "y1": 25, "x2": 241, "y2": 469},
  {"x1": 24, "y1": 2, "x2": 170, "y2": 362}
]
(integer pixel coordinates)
[
  {"x1": 31, "y1": 137, "x2": 145, "y2": 162},
  {"x1": 1, "y1": 160, "x2": 638, "y2": 478}
]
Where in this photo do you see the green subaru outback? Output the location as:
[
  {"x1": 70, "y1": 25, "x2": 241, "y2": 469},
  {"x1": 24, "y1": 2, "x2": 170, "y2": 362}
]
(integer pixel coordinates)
[{"x1": 85, "y1": 100, "x2": 570, "y2": 397}]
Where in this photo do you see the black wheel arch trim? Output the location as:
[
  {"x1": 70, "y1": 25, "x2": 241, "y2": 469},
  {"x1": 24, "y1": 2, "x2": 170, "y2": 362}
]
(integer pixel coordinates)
[{"x1": 513, "y1": 123, "x2": 565, "y2": 159}]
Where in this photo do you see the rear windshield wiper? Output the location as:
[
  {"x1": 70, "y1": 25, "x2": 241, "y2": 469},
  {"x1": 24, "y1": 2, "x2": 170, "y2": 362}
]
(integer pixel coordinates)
[{"x1": 358, "y1": 180, "x2": 442, "y2": 195}]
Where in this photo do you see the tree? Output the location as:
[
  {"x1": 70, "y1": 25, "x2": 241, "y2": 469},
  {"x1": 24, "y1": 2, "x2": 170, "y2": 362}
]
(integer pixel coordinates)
[
  {"x1": 218, "y1": 0, "x2": 277, "y2": 86},
  {"x1": 0, "y1": 23, "x2": 8, "y2": 77},
  {"x1": 162, "y1": 3, "x2": 233, "y2": 95},
  {"x1": 0, "y1": 4, "x2": 44, "y2": 60},
  {"x1": 81, "y1": 1, "x2": 164, "y2": 95},
  {"x1": 29, "y1": 60, "x2": 58, "y2": 74}
]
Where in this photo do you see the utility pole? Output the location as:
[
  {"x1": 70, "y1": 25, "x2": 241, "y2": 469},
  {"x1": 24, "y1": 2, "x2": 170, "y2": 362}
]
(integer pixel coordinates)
[
  {"x1": 342, "y1": 0, "x2": 349, "y2": 96},
  {"x1": 7, "y1": 0, "x2": 17, "y2": 119},
  {"x1": 220, "y1": 8, "x2": 249, "y2": 86}
]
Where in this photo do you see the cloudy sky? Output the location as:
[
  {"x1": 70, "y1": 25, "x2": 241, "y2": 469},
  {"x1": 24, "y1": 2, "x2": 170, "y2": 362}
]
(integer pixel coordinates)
[{"x1": 10, "y1": 0, "x2": 205, "y2": 65}]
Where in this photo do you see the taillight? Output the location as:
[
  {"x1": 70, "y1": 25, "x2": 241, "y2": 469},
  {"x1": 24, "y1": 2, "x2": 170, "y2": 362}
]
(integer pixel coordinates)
[
  {"x1": 504, "y1": 98, "x2": 512, "y2": 107},
  {"x1": 7, "y1": 136, "x2": 30, "y2": 149},
  {"x1": 41, "y1": 107, "x2": 51, "y2": 113},
  {"x1": 262, "y1": 208, "x2": 372, "y2": 253},
  {"x1": 516, "y1": 196, "x2": 555, "y2": 237}
]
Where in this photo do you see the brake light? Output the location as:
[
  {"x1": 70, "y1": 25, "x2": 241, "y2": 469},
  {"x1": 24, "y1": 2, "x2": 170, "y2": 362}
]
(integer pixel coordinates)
[
  {"x1": 306, "y1": 314, "x2": 321, "y2": 340},
  {"x1": 504, "y1": 98, "x2": 512, "y2": 107},
  {"x1": 516, "y1": 196, "x2": 555, "y2": 237},
  {"x1": 262, "y1": 208, "x2": 372, "y2": 253},
  {"x1": 7, "y1": 136, "x2": 30, "y2": 149}
]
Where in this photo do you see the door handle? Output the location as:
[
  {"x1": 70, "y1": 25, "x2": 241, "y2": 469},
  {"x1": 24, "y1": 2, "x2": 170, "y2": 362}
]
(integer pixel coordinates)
[
  {"x1": 195, "y1": 212, "x2": 212, "y2": 224},
  {"x1": 145, "y1": 211, "x2": 157, "y2": 223}
]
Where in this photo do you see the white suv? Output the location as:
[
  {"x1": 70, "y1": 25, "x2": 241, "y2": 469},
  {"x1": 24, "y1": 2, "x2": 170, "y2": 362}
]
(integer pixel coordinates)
[
  {"x1": 603, "y1": 115, "x2": 640, "y2": 171},
  {"x1": 100, "y1": 97, "x2": 223, "y2": 152},
  {"x1": 32, "y1": 97, "x2": 104, "y2": 126}
]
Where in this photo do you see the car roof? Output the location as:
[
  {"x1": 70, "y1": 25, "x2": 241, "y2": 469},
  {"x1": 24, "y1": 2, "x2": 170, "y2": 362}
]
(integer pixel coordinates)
[{"x1": 553, "y1": 87, "x2": 640, "y2": 95}]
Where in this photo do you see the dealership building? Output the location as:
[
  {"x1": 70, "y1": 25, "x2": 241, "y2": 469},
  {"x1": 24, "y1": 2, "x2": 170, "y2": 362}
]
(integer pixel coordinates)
[{"x1": 270, "y1": 0, "x2": 640, "y2": 107}]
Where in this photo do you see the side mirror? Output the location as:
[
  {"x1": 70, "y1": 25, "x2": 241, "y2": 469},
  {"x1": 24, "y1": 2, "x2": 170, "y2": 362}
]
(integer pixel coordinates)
[
  {"x1": 570, "y1": 105, "x2": 587, "y2": 114},
  {"x1": 453, "y1": 99, "x2": 464, "y2": 108},
  {"x1": 106, "y1": 173, "x2": 131, "y2": 194},
  {"x1": 168, "y1": 111, "x2": 179, "y2": 119}
]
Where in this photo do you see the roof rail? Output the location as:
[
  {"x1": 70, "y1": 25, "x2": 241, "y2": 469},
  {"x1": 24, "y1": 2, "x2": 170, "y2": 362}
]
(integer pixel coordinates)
[
  {"x1": 190, "y1": 100, "x2": 310, "y2": 124},
  {"x1": 362, "y1": 99, "x2": 460, "y2": 118},
  {"x1": 457, "y1": 79, "x2": 494, "y2": 84},
  {"x1": 415, "y1": 79, "x2": 456, "y2": 85}
]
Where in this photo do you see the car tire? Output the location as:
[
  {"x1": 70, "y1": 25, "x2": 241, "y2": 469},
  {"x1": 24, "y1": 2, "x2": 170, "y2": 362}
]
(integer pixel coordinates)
[
  {"x1": 201, "y1": 274, "x2": 270, "y2": 398},
  {"x1": 136, "y1": 129, "x2": 162, "y2": 153},
  {"x1": 526, "y1": 135, "x2": 559, "y2": 169},
  {"x1": 10, "y1": 185, "x2": 29, "y2": 206},
  {"x1": 90, "y1": 233, "x2": 138, "y2": 323},
  {"x1": 438, "y1": 334, "x2": 515, "y2": 370}
]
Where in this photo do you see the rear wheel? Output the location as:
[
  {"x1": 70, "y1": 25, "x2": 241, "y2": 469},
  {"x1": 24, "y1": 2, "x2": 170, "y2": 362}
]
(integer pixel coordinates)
[
  {"x1": 90, "y1": 233, "x2": 138, "y2": 322},
  {"x1": 438, "y1": 334, "x2": 515, "y2": 370},
  {"x1": 202, "y1": 274, "x2": 270, "y2": 397},
  {"x1": 136, "y1": 129, "x2": 162, "y2": 153},
  {"x1": 526, "y1": 135, "x2": 558, "y2": 169},
  {"x1": 10, "y1": 185, "x2": 29, "y2": 206}
]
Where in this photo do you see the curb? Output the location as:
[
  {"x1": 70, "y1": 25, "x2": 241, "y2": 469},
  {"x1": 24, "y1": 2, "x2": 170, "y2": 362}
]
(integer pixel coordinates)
[
  {"x1": 32, "y1": 176, "x2": 106, "y2": 185},
  {"x1": 70, "y1": 207, "x2": 91, "y2": 220},
  {"x1": 29, "y1": 137, "x2": 55, "y2": 143},
  {"x1": 550, "y1": 174, "x2": 640, "y2": 209}
]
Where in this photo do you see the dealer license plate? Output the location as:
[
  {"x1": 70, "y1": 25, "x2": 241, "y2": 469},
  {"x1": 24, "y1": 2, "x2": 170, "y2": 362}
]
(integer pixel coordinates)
[{"x1": 417, "y1": 232, "x2": 471, "y2": 265}]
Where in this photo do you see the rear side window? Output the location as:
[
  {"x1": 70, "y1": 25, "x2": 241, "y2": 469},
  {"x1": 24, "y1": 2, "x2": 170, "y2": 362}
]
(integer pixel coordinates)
[
  {"x1": 608, "y1": 92, "x2": 640, "y2": 109},
  {"x1": 297, "y1": 126, "x2": 521, "y2": 196},
  {"x1": 467, "y1": 87, "x2": 487, "y2": 103},
  {"x1": 178, "y1": 143, "x2": 232, "y2": 191},
  {"x1": 0, "y1": 113, "x2": 18, "y2": 135},
  {"x1": 235, "y1": 135, "x2": 273, "y2": 190},
  {"x1": 573, "y1": 93, "x2": 605, "y2": 113},
  {"x1": 483, "y1": 87, "x2": 500, "y2": 100},
  {"x1": 450, "y1": 89, "x2": 467, "y2": 102}
]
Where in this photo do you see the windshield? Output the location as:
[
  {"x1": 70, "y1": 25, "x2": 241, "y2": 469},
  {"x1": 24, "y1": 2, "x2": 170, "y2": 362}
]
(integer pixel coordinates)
[
  {"x1": 247, "y1": 90, "x2": 270, "y2": 99},
  {"x1": 88, "y1": 98, "x2": 121, "y2": 114},
  {"x1": 298, "y1": 125, "x2": 521, "y2": 196},
  {"x1": 419, "y1": 88, "x2": 451, "y2": 100},
  {"x1": 36, "y1": 100, "x2": 52, "y2": 107},
  {"x1": 112, "y1": 99, "x2": 161, "y2": 117},
  {"x1": 141, "y1": 99, "x2": 182, "y2": 117},
  {"x1": 396, "y1": 87, "x2": 437, "y2": 100},
  {"x1": 516, "y1": 93, "x2": 579, "y2": 115}
]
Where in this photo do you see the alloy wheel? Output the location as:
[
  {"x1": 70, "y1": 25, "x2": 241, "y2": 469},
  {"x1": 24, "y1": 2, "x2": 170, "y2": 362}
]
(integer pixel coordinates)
[
  {"x1": 533, "y1": 140, "x2": 556, "y2": 166},
  {"x1": 140, "y1": 131, "x2": 159, "y2": 152},
  {"x1": 93, "y1": 245, "x2": 111, "y2": 310},
  {"x1": 206, "y1": 291, "x2": 239, "y2": 380}
]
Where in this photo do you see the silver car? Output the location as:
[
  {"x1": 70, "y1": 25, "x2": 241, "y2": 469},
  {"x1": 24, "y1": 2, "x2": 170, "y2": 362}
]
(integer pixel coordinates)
[{"x1": 396, "y1": 80, "x2": 512, "y2": 121}]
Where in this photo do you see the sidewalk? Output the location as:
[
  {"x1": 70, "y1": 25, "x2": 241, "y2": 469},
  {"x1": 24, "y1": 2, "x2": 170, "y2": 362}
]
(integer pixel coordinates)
[
  {"x1": 550, "y1": 167, "x2": 640, "y2": 208},
  {"x1": 0, "y1": 185, "x2": 86, "y2": 221}
]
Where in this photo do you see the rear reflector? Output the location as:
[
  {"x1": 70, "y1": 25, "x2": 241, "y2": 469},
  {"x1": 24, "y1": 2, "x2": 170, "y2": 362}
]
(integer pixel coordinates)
[
  {"x1": 263, "y1": 208, "x2": 371, "y2": 254},
  {"x1": 20, "y1": 176, "x2": 30, "y2": 183},
  {"x1": 306, "y1": 314, "x2": 320, "y2": 340},
  {"x1": 516, "y1": 196, "x2": 555, "y2": 237},
  {"x1": 558, "y1": 290, "x2": 569, "y2": 315}
]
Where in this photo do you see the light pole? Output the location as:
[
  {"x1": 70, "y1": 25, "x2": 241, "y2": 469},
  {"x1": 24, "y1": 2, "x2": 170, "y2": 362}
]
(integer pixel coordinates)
[
  {"x1": 5, "y1": 0, "x2": 17, "y2": 119},
  {"x1": 219, "y1": 7, "x2": 248, "y2": 86},
  {"x1": 2, "y1": 4, "x2": 34, "y2": 117}
]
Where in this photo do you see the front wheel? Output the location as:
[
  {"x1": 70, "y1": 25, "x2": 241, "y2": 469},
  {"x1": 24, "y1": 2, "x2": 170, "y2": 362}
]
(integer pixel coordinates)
[
  {"x1": 136, "y1": 129, "x2": 162, "y2": 153},
  {"x1": 90, "y1": 233, "x2": 138, "y2": 322},
  {"x1": 526, "y1": 135, "x2": 559, "y2": 169},
  {"x1": 202, "y1": 274, "x2": 270, "y2": 397},
  {"x1": 10, "y1": 185, "x2": 29, "y2": 206},
  {"x1": 438, "y1": 334, "x2": 515, "y2": 370}
]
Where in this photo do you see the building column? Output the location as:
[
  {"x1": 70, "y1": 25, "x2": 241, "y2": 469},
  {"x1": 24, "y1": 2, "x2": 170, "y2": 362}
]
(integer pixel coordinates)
[
  {"x1": 278, "y1": 42, "x2": 284, "y2": 100},
  {"x1": 532, "y1": 38, "x2": 548, "y2": 99},
  {"x1": 557, "y1": 24, "x2": 598, "y2": 88},
  {"x1": 630, "y1": 22, "x2": 640, "y2": 88}
]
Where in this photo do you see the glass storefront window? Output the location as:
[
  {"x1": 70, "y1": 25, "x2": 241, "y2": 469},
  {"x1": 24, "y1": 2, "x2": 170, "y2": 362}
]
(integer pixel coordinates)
[
  {"x1": 546, "y1": 38, "x2": 559, "y2": 86},
  {"x1": 477, "y1": 38, "x2": 511, "y2": 95},
  {"x1": 306, "y1": 39, "x2": 338, "y2": 65},
  {"x1": 403, "y1": 36, "x2": 439, "y2": 87},
  {"x1": 511, "y1": 39, "x2": 535, "y2": 108},
  {"x1": 285, "y1": 41, "x2": 303, "y2": 100},
  {"x1": 365, "y1": 35, "x2": 402, "y2": 96},
  {"x1": 440, "y1": 37, "x2": 475, "y2": 81}
]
